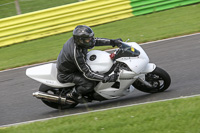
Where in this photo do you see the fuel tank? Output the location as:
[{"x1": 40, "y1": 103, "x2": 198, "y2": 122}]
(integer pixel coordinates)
[{"x1": 86, "y1": 50, "x2": 113, "y2": 74}]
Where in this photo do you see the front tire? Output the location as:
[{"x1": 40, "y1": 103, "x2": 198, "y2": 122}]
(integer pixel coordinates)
[
  {"x1": 39, "y1": 84, "x2": 78, "y2": 110},
  {"x1": 133, "y1": 67, "x2": 171, "y2": 93}
]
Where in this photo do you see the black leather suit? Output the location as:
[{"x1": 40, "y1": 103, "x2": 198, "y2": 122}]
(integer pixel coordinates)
[{"x1": 57, "y1": 37, "x2": 112, "y2": 95}]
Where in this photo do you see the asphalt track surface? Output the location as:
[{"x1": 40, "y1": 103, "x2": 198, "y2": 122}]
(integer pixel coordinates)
[{"x1": 1, "y1": 33, "x2": 200, "y2": 126}]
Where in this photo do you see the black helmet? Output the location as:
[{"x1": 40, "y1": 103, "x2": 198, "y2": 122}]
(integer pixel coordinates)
[{"x1": 73, "y1": 25, "x2": 96, "y2": 49}]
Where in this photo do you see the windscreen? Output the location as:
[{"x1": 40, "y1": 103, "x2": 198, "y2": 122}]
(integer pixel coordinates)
[{"x1": 114, "y1": 42, "x2": 140, "y2": 59}]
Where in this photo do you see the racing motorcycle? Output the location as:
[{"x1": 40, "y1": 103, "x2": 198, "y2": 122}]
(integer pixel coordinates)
[{"x1": 26, "y1": 41, "x2": 171, "y2": 109}]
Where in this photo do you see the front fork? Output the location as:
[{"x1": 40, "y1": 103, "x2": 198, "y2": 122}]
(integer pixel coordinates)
[
  {"x1": 133, "y1": 63, "x2": 156, "y2": 88},
  {"x1": 137, "y1": 76, "x2": 153, "y2": 88}
]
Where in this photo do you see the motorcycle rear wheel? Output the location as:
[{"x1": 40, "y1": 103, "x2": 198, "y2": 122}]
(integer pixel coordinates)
[
  {"x1": 39, "y1": 84, "x2": 78, "y2": 110},
  {"x1": 133, "y1": 67, "x2": 171, "y2": 93}
]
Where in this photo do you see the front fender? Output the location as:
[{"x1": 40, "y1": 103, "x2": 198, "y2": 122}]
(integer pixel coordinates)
[{"x1": 141, "y1": 63, "x2": 156, "y2": 74}]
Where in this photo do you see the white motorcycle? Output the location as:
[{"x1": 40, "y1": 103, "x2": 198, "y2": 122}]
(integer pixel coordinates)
[{"x1": 26, "y1": 42, "x2": 171, "y2": 109}]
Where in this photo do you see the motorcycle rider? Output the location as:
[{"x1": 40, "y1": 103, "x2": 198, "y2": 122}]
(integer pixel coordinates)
[{"x1": 56, "y1": 25, "x2": 122, "y2": 103}]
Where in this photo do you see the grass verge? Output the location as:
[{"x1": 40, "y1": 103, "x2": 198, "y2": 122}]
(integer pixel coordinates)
[
  {"x1": 0, "y1": 3, "x2": 200, "y2": 70},
  {"x1": 0, "y1": 0, "x2": 78, "y2": 19},
  {"x1": 1, "y1": 96, "x2": 200, "y2": 133}
]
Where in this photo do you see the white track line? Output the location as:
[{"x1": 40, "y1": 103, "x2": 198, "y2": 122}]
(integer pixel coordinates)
[
  {"x1": 141, "y1": 32, "x2": 200, "y2": 45},
  {"x1": 1, "y1": 94, "x2": 200, "y2": 128},
  {"x1": 1, "y1": 32, "x2": 200, "y2": 73}
]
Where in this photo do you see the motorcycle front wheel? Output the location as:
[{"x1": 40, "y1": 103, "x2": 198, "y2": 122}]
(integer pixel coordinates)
[
  {"x1": 39, "y1": 84, "x2": 78, "y2": 110},
  {"x1": 133, "y1": 67, "x2": 171, "y2": 93}
]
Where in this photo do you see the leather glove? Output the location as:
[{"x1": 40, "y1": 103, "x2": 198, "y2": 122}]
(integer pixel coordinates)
[
  {"x1": 111, "y1": 38, "x2": 123, "y2": 47},
  {"x1": 102, "y1": 73, "x2": 119, "y2": 83}
]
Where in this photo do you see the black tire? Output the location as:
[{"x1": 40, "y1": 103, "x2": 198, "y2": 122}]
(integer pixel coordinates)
[
  {"x1": 39, "y1": 84, "x2": 78, "y2": 110},
  {"x1": 133, "y1": 67, "x2": 171, "y2": 93}
]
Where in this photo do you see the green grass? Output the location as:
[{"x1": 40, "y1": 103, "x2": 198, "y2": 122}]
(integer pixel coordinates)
[
  {"x1": 0, "y1": 3, "x2": 200, "y2": 71},
  {"x1": 0, "y1": 0, "x2": 78, "y2": 19},
  {"x1": 1, "y1": 96, "x2": 200, "y2": 133}
]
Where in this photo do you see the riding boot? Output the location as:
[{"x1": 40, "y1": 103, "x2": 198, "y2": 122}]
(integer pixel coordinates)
[{"x1": 66, "y1": 88, "x2": 87, "y2": 103}]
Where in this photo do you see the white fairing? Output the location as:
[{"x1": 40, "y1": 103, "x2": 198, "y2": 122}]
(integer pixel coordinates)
[
  {"x1": 26, "y1": 63, "x2": 75, "y2": 88},
  {"x1": 116, "y1": 42, "x2": 150, "y2": 74},
  {"x1": 93, "y1": 42, "x2": 156, "y2": 99},
  {"x1": 86, "y1": 50, "x2": 113, "y2": 74}
]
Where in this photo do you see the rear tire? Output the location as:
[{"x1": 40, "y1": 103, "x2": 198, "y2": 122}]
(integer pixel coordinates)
[
  {"x1": 39, "y1": 84, "x2": 78, "y2": 110},
  {"x1": 133, "y1": 67, "x2": 171, "y2": 93}
]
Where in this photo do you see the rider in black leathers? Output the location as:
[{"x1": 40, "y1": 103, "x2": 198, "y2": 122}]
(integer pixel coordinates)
[{"x1": 57, "y1": 25, "x2": 122, "y2": 103}]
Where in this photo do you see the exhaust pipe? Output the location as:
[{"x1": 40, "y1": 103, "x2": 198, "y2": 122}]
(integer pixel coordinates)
[{"x1": 33, "y1": 91, "x2": 70, "y2": 104}]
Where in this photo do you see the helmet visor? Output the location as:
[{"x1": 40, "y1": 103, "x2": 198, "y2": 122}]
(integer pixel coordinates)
[
  {"x1": 80, "y1": 37, "x2": 95, "y2": 49},
  {"x1": 84, "y1": 37, "x2": 92, "y2": 43}
]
